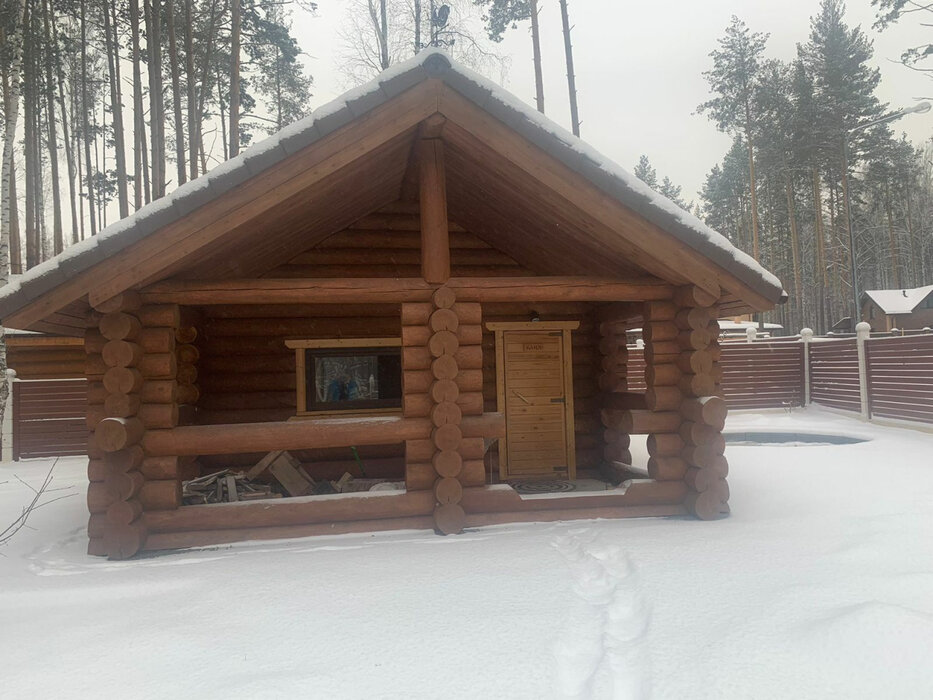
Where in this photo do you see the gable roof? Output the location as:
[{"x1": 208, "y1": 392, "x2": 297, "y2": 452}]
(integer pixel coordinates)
[
  {"x1": 863, "y1": 285, "x2": 933, "y2": 315},
  {"x1": 0, "y1": 50, "x2": 784, "y2": 333}
]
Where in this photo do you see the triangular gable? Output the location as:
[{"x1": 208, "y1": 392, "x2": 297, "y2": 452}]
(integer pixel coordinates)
[{"x1": 0, "y1": 50, "x2": 785, "y2": 333}]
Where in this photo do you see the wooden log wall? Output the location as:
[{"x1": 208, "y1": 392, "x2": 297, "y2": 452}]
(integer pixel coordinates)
[
  {"x1": 402, "y1": 287, "x2": 483, "y2": 535},
  {"x1": 195, "y1": 302, "x2": 406, "y2": 477},
  {"x1": 86, "y1": 294, "x2": 200, "y2": 559},
  {"x1": 265, "y1": 201, "x2": 532, "y2": 279},
  {"x1": 597, "y1": 308, "x2": 634, "y2": 468},
  {"x1": 671, "y1": 288, "x2": 730, "y2": 520},
  {"x1": 480, "y1": 301, "x2": 602, "y2": 474}
]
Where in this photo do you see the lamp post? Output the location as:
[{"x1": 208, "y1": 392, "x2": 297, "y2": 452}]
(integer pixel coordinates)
[{"x1": 842, "y1": 101, "x2": 931, "y2": 328}]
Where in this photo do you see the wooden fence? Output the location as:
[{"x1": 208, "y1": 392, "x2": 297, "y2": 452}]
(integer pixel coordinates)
[
  {"x1": 808, "y1": 339, "x2": 862, "y2": 413},
  {"x1": 625, "y1": 331, "x2": 933, "y2": 426},
  {"x1": 12, "y1": 379, "x2": 88, "y2": 460},
  {"x1": 718, "y1": 341, "x2": 805, "y2": 410},
  {"x1": 865, "y1": 334, "x2": 933, "y2": 424}
]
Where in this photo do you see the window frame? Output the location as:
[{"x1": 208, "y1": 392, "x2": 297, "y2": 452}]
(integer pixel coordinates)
[{"x1": 285, "y1": 338, "x2": 403, "y2": 417}]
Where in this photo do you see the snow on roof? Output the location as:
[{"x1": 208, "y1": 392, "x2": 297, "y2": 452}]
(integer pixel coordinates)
[
  {"x1": 863, "y1": 285, "x2": 933, "y2": 315},
  {"x1": 0, "y1": 50, "x2": 784, "y2": 320}
]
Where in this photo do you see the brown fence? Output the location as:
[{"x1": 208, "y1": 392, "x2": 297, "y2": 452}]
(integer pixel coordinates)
[
  {"x1": 626, "y1": 348, "x2": 647, "y2": 393},
  {"x1": 718, "y1": 341, "x2": 805, "y2": 409},
  {"x1": 866, "y1": 334, "x2": 933, "y2": 424},
  {"x1": 12, "y1": 379, "x2": 88, "y2": 460},
  {"x1": 808, "y1": 338, "x2": 862, "y2": 413}
]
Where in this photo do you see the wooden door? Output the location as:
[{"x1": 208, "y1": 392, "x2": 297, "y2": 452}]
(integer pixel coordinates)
[{"x1": 488, "y1": 322, "x2": 578, "y2": 481}]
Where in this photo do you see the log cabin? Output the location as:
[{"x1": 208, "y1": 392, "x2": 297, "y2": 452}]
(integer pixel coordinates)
[{"x1": 0, "y1": 51, "x2": 785, "y2": 559}]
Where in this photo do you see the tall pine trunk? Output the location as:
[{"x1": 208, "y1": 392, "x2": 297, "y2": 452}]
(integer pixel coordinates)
[
  {"x1": 41, "y1": 0, "x2": 63, "y2": 253},
  {"x1": 129, "y1": 0, "x2": 146, "y2": 207},
  {"x1": 229, "y1": 0, "x2": 240, "y2": 157},
  {"x1": 166, "y1": 0, "x2": 187, "y2": 184},
  {"x1": 2, "y1": 0, "x2": 28, "y2": 282},
  {"x1": 49, "y1": 9, "x2": 79, "y2": 244},
  {"x1": 184, "y1": 0, "x2": 197, "y2": 180},
  {"x1": 529, "y1": 0, "x2": 544, "y2": 114},
  {"x1": 558, "y1": 0, "x2": 580, "y2": 136},
  {"x1": 80, "y1": 0, "x2": 97, "y2": 235},
  {"x1": 145, "y1": 0, "x2": 165, "y2": 198},
  {"x1": 102, "y1": 0, "x2": 129, "y2": 218},
  {"x1": 23, "y1": 2, "x2": 38, "y2": 268}
]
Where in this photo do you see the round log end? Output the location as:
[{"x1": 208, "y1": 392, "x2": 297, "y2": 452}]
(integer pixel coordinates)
[
  {"x1": 428, "y1": 330, "x2": 459, "y2": 358},
  {"x1": 432, "y1": 423, "x2": 463, "y2": 451},
  {"x1": 432, "y1": 287, "x2": 456, "y2": 309},
  {"x1": 429, "y1": 379, "x2": 460, "y2": 404},
  {"x1": 105, "y1": 521, "x2": 147, "y2": 560},
  {"x1": 430, "y1": 401, "x2": 462, "y2": 428},
  {"x1": 432, "y1": 449, "x2": 463, "y2": 477},
  {"x1": 429, "y1": 308, "x2": 459, "y2": 333},
  {"x1": 434, "y1": 503, "x2": 466, "y2": 535},
  {"x1": 431, "y1": 354, "x2": 459, "y2": 380},
  {"x1": 96, "y1": 417, "x2": 145, "y2": 453},
  {"x1": 434, "y1": 477, "x2": 463, "y2": 505},
  {"x1": 685, "y1": 489, "x2": 729, "y2": 521}
]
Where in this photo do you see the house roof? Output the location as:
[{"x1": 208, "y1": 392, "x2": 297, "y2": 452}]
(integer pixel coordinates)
[
  {"x1": 0, "y1": 50, "x2": 785, "y2": 334},
  {"x1": 862, "y1": 285, "x2": 933, "y2": 315}
]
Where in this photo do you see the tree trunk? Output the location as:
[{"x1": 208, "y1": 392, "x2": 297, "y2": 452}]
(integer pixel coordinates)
[
  {"x1": 529, "y1": 0, "x2": 545, "y2": 114},
  {"x1": 414, "y1": 0, "x2": 421, "y2": 53},
  {"x1": 1, "y1": 0, "x2": 28, "y2": 282},
  {"x1": 23, "y1": 1, "x2": 38, "y2": 268},
  {"x1": 145, "y1": 0, "x2": 165, "y2": 198},
  {"x1": 229, "y1": 0, "x2": 240, "y2": 157},
  {"x1": 165, "y1": 0, "x2": 187, "y2": 184},
  {"x1": 102, "y1": 0, "x2": 129, "y2": 218},
  {"x1": 784, "y1": 168, "x2": 801, "y2": 305},
  {"x1": 48, "y1": 8, "x2": 79, "y2": 244},
  {"x1": 40, "y1": 0, "x2": 63, "y2": 254},
  {"x1": 184, "y1": 0, "x2": 198, "y2": 180},
  {"x1": 80, "y1": 0, "x2": 97, "y2": 235},
  {"x1": 885, "y1": 187, "x2": 900, "y2": 289},
  {"x1": 129, "y1": 0, "x2": 146, "y2": 207},
  {"x1": 380, "y1": 0, "x2": 389, "y2": 67},
  {"x1": 558, "y1": 0, "x2": 580, "y2": 136}
]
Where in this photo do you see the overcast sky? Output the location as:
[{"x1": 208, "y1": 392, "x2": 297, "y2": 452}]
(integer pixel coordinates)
[{"x1": 292, "y1": 0, "x2": 933, "y2": 205}]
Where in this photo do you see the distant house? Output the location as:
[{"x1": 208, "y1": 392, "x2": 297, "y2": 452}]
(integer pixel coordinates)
[{"x1": 861, "y1": 285, "x2": 933, "y2": 332}]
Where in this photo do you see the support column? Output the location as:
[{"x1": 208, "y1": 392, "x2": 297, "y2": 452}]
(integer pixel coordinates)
[
  {"x1": 88, "y1": 298, "x2": 200, "y2": 559},
  {"x1": 86, "y1": 292, "x2": 148, "y2": 559},
  {"x1": 402, "y1": 289, "x2": 484, "y2": 535},
  {"x1": 673, "y1": 286, "x2": 729, "y2": 520},
  {"x1": 419, "y1": 137, "x2": 450, "y2": 285},
  {"x1": 597, "y1": 308, "x2": 633, "y2": 470}
]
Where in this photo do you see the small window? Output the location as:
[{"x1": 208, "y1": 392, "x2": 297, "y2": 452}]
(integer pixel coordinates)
[{"x1": 286, "y1": 339, "x2": 402, "y2": 416}]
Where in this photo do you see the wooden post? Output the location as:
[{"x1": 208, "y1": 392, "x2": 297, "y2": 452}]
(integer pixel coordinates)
[
  {"x1": 672, "y1": 286, "x2": 730, "y2": 520},
  {"x1": 403, "y1": 287, "x2": 483, "y2": 535},
  {"x1": 419, "y1": 138, "x2": 450, "y2": 284},
  {"x1": 88, "y1": 295, "x2": 150, "y2": 559},
  {"x1": 800, "y1": 327, "x2": 813, "y2": 406},
  {"x1": 597, "y1": 305, "x2": 634, "y2": 477}
]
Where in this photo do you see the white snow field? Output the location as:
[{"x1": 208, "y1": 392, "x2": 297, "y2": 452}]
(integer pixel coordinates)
[{"x1": 1, "y1": 407, "x2": 932, "y2": 699}]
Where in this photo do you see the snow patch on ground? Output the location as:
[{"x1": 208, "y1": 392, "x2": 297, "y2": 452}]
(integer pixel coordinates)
[{"x1": 1, "y1": 407, "x2": 932, "y2": 698}]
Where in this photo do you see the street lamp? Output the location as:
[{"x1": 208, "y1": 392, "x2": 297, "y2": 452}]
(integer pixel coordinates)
[{"x1": 842, "y1": 100, "x2": 931, "y2": 328}]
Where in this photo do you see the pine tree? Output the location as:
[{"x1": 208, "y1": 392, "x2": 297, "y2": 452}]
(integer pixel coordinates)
[{"x1": 698, "y1": 16, "x2": 768, "y2": 261}]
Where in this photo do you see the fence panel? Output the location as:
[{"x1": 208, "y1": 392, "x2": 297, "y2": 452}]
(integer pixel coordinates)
[
  {"x1": 719, "y1": 341, "x2": 805, "y2": 409},
  {"x1": 12, "y1": 379, "x2": 88, "y2": 460},
  {"x1": 809, "y1": 338, "x2": 861, "y2": 412},
  {"x1": 866, "y1": 335, "x2": 933, "y2": 424}
]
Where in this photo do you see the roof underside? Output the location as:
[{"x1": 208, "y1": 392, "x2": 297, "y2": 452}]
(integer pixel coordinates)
[{"x1": 0, "y1": 51, "x2": 784, "y2": 335}]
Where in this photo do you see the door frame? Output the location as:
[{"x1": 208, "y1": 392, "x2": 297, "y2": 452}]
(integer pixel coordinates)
[{"x1": 487, "y1": 321, "x2": 579, "y2": 481}]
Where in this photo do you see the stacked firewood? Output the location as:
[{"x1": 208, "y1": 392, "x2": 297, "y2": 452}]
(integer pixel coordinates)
[{"x1": 183, "y1": 470, "x2": 278, "y2": 504}]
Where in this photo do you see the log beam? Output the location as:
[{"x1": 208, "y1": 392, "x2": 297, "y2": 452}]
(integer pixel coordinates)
[
  {"x1": 139, "y1": 277, "x2": 674, "y2": 305},
  {"x1": 419, "y1": 138, "x2": 450, "y2": 284}
]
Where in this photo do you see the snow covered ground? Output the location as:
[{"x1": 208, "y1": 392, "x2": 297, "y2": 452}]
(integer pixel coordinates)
[{"x1": 1, "y1": 407, "x2": 932, "y2": 699}]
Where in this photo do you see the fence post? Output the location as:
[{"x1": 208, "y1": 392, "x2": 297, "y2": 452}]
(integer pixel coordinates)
[
  {"x1": 745, "y1": 326, "x2": 756, "y2": 343},
  {"x1": 856, "y1": 321, "x2": 871, "y2": 419},
  {"x1": 800, "y1": 328, "x2": 813, "y2": 407}
]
